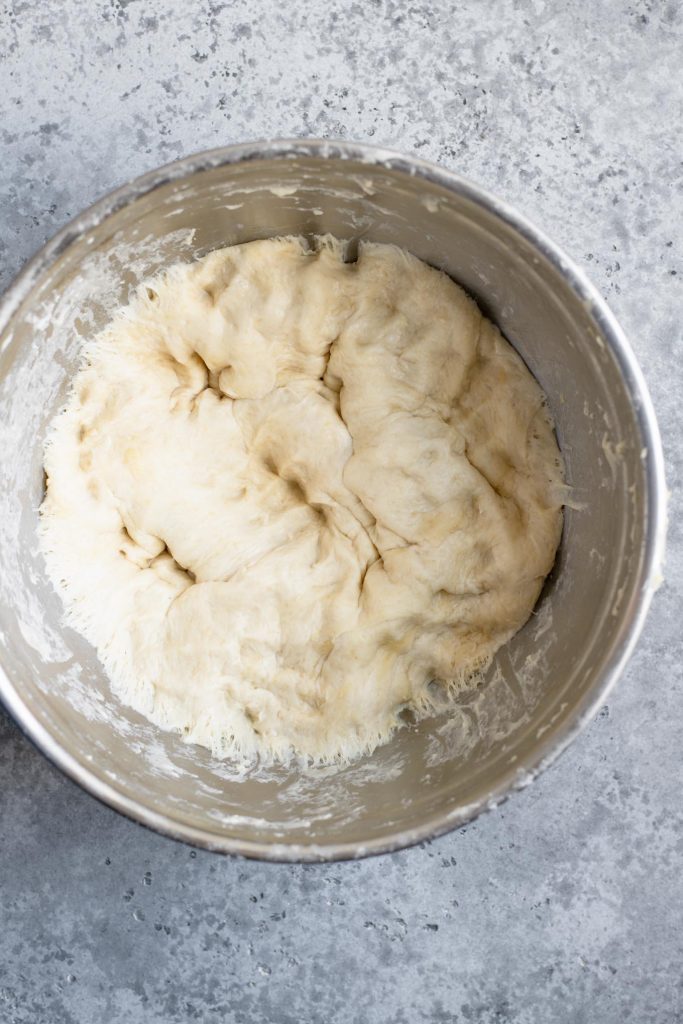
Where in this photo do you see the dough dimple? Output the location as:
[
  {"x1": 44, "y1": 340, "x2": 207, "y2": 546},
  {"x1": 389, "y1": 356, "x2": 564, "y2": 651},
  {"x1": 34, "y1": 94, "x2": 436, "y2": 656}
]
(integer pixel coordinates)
[{"x1": 40, "y1": 236, "x2": 564, "y2": 764}]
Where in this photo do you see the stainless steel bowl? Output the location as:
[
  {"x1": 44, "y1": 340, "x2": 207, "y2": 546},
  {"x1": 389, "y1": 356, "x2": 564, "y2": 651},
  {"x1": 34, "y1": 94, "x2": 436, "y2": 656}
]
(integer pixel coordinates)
[{"x1": 0, "y1": 140, "x2": 666, "y2": 861}]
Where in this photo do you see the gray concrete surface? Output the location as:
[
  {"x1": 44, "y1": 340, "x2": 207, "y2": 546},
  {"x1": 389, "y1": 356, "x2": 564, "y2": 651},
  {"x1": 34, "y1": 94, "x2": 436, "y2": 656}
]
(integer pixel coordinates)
[{"x1": 1, "y1": 1, "x2": 681, "y2": 1021}]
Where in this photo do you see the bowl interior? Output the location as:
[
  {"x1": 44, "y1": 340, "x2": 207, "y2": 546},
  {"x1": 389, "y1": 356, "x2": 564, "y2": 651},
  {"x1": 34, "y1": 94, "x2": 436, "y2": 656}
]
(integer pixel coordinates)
[{"x1": 0, "y1": 149, "x2": 654, "y2": 858}]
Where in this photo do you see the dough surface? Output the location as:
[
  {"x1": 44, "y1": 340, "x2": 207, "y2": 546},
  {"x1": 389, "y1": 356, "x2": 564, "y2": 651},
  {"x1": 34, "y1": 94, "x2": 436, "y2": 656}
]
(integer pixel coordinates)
[{"x1": 40, "y1": 237, "x2": 563, "y2": 763}]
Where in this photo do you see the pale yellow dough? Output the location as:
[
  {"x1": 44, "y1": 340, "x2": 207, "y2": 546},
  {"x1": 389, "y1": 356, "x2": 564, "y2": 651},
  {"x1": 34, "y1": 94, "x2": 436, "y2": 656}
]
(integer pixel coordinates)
[{"x1": 40, "y1": 237, "x2": 563, "y2": 763}]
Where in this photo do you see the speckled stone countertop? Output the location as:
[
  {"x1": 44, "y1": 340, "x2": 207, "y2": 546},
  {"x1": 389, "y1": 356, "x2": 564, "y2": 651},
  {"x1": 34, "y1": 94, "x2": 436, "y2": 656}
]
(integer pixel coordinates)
[{"x1": 0, "y1": 2, "x2": 681, "y2": 1022}]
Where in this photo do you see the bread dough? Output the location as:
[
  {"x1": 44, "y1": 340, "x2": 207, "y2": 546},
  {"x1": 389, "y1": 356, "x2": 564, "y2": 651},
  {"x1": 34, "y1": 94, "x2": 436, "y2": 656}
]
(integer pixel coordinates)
[{"x1": 40, "y1": 237, "x2": 563, "y2": 763}]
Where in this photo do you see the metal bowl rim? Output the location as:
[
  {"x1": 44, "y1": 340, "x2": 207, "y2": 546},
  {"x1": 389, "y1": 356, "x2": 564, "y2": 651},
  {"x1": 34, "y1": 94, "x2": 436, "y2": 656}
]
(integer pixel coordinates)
[{"x1": 0, "y1": 138, "x2": 667, "y2": 862}]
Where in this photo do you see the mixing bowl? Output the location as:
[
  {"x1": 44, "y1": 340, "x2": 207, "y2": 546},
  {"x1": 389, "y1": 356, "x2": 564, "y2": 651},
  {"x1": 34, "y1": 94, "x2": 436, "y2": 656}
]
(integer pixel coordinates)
[{"x1": 0, "y1": 140, "x2": 666, "y2": 861}]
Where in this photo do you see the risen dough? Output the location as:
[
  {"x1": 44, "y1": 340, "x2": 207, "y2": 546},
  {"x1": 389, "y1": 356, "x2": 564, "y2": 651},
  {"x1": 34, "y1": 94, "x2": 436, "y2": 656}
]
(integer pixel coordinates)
[{"x1": 40, "y1": 237, "x2": 563, "y2": 763}]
